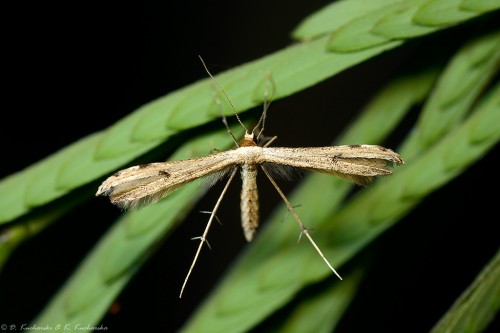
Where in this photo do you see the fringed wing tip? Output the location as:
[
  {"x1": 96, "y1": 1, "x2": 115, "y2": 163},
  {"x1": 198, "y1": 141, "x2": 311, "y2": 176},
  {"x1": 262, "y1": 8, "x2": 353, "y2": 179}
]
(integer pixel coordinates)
[
  {"x1": 96, "y1": 184, "x2": 112, "y2": 197},
  {"x1": 393, "y1": 153, "x2": 404, "y2": 166}
]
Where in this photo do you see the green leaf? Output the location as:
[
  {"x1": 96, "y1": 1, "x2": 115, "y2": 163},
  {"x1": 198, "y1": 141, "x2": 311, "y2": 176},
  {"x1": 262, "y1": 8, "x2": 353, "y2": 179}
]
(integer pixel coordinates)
[
  {"x1": 291, "y1": 0, "x2": 398, "y2": 40},
  {"x1": 275, "y1": 270, "x2": 364, "y2": 333},
  {"x1": 399, "y1": 29, "x2": 500, "y2": 160},
  {"x1": 304, "y1": 0, "x2": 498, "y2": 52},
  {"x1": 371, "y1": 1, "x2": 439, "y2": 39},
  {"x1": 337, "y1": 66, "x2": 439, "y2": 144},
  {"x1": 414, "y1": 0, "x2": 481, "y2": 26},
  {"x1": 460, "y1": 0, "x2": 500, "y2": 12},
  {"x1": 430, "y1": 247, "x2": 500, "y2": 333},
  {"x1": 327, "y1": 1, "x2": 411, "y2": 52}
]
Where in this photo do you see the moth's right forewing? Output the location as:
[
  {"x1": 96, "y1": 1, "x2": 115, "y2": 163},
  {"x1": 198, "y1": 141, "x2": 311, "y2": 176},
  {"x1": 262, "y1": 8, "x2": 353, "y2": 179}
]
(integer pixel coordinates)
[
  {"x1": 262, "y1": 145, "x2": 403, "y2": 186},
  {"x1": 96, "y1": 151, "x2": 239, "y2": 209},
  {"x1": 330, "y1": 145, "x2": 404, "y2": 166}
]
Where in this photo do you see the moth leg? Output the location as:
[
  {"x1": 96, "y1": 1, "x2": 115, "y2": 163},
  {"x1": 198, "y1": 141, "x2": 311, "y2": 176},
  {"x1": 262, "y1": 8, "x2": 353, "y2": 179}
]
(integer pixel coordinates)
[
  {"x1": 261, "y1": 165, "x2": 342, "y2": 280},
  {"x1": 179, "y1": 167, "x2": 238, "y2": 298}
]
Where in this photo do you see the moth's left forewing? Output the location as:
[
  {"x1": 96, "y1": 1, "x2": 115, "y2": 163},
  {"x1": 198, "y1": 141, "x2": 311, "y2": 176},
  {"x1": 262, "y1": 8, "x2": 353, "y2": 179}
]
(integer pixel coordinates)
[
  {"x1": 96, "y1": 150, "x2": 241, "y2": 209},
  {"x1": 96, "y1": 162, "x2": 174, "y2": 197}
]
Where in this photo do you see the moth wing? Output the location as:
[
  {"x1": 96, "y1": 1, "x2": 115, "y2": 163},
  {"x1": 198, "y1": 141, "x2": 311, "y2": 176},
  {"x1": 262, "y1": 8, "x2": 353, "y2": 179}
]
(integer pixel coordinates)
[
  {"x1": 262, "y1": 145, "x2": 403, "y2": 186},
  {"x1": 96, "y1": 151, "x2": 238, "y2": 209}
]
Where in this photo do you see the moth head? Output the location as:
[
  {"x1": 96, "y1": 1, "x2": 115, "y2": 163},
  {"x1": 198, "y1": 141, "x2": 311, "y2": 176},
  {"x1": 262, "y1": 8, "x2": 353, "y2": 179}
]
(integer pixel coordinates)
[{"x1": 240, "y1": 132, "x2": 257, "y2": 147}]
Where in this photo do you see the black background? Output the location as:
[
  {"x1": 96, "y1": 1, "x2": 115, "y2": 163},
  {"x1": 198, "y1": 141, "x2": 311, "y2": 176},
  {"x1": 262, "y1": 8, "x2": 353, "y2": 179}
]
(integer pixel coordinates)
[{"x1": 1, "y1": 1, "x2": 498, "y2": 332}]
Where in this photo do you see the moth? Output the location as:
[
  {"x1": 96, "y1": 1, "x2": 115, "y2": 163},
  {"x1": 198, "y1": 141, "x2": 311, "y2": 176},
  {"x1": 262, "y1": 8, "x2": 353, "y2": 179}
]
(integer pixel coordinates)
[{"x1": 96, "y1": 58, "x2": 404, "y2": 297}]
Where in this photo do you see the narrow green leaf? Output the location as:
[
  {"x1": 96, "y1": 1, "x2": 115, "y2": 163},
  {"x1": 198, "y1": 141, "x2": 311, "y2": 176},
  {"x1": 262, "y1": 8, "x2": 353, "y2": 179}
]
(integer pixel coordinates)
[
  {"x1": 414, "y1": 0, "x2": 479, "y2": 26},
  {"x1": 436, "y1": 31, "x2": 500, "y2": 107},
  {"x1": 327, "y1": 2, "x2": 409, "y2": 52},
  {"x1": 93, "y1": 105, "x2": 172, "y2": 159},
  {"x1": 291, "y1": 0, "x2": 398, "y2": 40},
  {"x1": 460, "y1": 0, "x2": 500, "y2": 12},
  {"x1": 371, "y1": 1, "x2": 439, "y2": 39},
  {"x1": 430, "y1": 247, "x2": 500, "y2": 333},
  {"x1": 129, "y1": 85, "x2": 213, "y2": 143},
  {"x1": 0, "y1": 212, "x2": 58, "y2": 270},
  {"x1": 0, "y1": 172, "x2": 33, "y2": 222},
  {"x1": 337, "y1": 67, "x2": 439, "y2": 144},
  {"x1": 328, "y1": 0, "x2": 498, "y2": 52},
  {"x1": 400, "y1": 30, "x2": 500, "y2": 160},
  {"x1": 275, "y1": 270, "x2": 364, "y2": 333},
  {"x1": 56, "y1": 137, "x2": 158, "y2": 190}
]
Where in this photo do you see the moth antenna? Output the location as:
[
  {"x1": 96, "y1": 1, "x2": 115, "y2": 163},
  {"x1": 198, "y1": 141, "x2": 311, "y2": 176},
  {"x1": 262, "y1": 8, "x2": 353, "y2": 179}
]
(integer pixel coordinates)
[
  {"x1": 198, "y1": 55, "x2": 249, "y2": 136},
  {"x1": 254, "y1": 72, "x2": 276, "y2": 142},
  {"x1": 261, "y1": 165, "x2": 342, "y2": 280},
  {"x1": 179, "y1": 168, "x2": 239, "y2": 298},
  {"x1": 209, "y1": 86, "x2": 239, "y2": 146}
]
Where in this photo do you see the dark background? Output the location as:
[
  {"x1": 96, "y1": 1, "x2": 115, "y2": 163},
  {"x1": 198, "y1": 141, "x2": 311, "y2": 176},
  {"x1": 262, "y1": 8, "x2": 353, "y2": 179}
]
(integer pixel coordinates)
[{"x1": 1, "y1": 1, "x2": 498, "y2": 332}]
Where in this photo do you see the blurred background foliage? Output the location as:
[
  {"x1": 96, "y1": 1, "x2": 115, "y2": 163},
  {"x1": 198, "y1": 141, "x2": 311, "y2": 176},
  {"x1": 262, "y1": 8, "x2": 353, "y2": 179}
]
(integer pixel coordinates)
[{"x1": 1, "y1": 1, "x2": 499, "y2": 332}]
